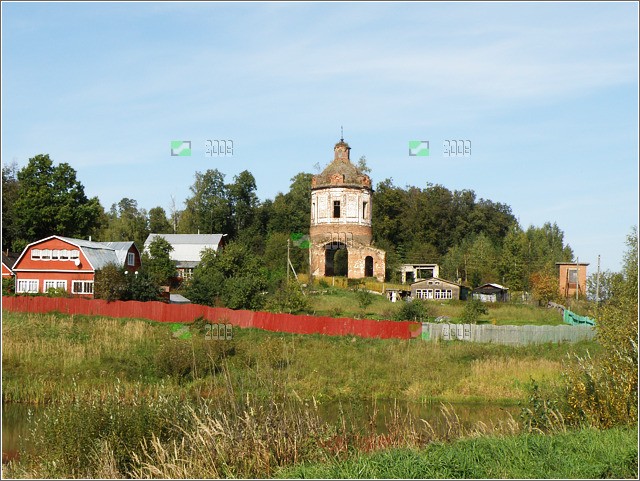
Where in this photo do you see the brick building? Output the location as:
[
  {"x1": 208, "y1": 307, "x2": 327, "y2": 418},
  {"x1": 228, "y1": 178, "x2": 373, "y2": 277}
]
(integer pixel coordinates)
[
  {"x1": 556, "y1": 262, "x2": 589, "y2": 299},
  {"x1": 309, "y1": 138, "x2": 386, "y2": 281}
]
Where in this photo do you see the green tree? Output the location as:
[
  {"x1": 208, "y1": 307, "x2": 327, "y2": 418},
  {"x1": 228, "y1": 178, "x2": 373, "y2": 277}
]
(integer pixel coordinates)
[
  {"x1": 186, "y1": 242, "x2": 268, "y2": 310},
  {"x1": 529, "y1": 270, "x2": 559, "y2": 306},
  {"x1": 12, "y1": 155, "x2": 103, "y2": 249},
  {"x1": 148, "y1": 207, "x2": 173, "y2": 234},
  {"x1": 101, "y1": 198, "x2": 149, "y2": 247},
  {"x1": 127, "y1": 271, "x2": 161, "y2": 302},
  {"x1": 179, "y1": 169, "x2": 232, "y2": 235},
  {"x1": 228, "y1": 170, "x2": 259, "y2": 237},
  {"x1": 2, "y1": 162, "x2": 20, "y2": 252},
  {"x1": 499, "y1": 225, "x2": 528, "y2": 291},
  {"x1": 143, "y1": 236, "x2": 176, "y2": 286},
  {"x1": 94, "y1": 264, "x2": 128, "y2": 302}
]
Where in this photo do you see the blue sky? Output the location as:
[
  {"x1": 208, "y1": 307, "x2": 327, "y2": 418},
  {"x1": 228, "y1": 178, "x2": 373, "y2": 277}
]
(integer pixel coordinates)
[{"x1": 2, "y1": 1, "x2": 638, "y2": 272}]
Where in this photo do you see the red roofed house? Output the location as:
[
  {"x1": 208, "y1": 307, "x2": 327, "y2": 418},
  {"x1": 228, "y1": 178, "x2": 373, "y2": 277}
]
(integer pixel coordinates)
[{"x1": 12, "y1": 236, "x2": 141, "y2": 297}]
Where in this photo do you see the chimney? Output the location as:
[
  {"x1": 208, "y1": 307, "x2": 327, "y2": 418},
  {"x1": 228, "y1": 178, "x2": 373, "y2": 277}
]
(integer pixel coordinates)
[{"x1": 89, "y1": 235, "x2": 92, "y2": 242}]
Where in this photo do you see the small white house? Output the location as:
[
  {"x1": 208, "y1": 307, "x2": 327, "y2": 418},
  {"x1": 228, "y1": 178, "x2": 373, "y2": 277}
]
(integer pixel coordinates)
[{"x1": 144, "y1": 234, "x2": 227, "y2": 280}]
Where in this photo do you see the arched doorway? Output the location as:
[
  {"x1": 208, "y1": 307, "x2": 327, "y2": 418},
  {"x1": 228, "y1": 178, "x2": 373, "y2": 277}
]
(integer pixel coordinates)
[
  {"x1": 364, "y1": 256, "x2": 373, "y2": 277},
  {"x1": 324, "y1": 242, "x2": 348, "y2": 277}
]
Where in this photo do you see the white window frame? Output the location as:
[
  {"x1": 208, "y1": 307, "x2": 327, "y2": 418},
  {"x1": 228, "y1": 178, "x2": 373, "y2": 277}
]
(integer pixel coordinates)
[
  {"x1": 70, "y1": 250, "x2": 80, "y2": 259},
  {"x1": 60, "y1": 249, "x2": 69, "y2": 260},
  {"x1": 72, "y1": 280, "x2": 94, "y2": 294},
  {"x1": 41, "y1": 249, "x2": 52, "y2": 260},
  {"x1": 31, "y1": 249, "x2": 42, "y2": 260},
  {"x1": 17, "y1": 279, "x2": 39, "y2": 293},
  {"x1": 51, "y1": 249, "x2": 60, "y2": 260},
  {"x1": 44, "y1": 280, "x2": 67, "y2": 291},
  {"x1": 127, "y1": 252, "x2": 135, "y2": 266}
]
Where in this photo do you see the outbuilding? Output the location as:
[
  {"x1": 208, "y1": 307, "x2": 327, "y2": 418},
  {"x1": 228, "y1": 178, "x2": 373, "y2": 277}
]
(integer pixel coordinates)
[{"x1": 472, "y1": 283, "x2": 510, "y2": 303}]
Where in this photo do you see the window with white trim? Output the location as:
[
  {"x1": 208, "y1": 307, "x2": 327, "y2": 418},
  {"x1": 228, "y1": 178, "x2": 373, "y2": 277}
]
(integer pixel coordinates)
[
  {"x1": 44, "y1": 280, "x2": 67, "y2": 291},
  {"x1": 70, "y1": 250, "x2": 80, "y2": 259},
  {"x1": 51, "y1": 249, "x2": 60, "y2": 260},
  {"x1": 17, "y1": 280, "x2": 39, "y2": 293},
  {"x1": 72, "y1": 281, "x2": 94, "y2": 294},
  {"x1": 127, "y1": 252, "x2": 135, "y2": 266},
  {"x1": 41, "y1": 249, "x2": 51, "y2": 260},
  {"x1": 31, "y1": 249, "x2": 42, "y2": 260},
  {"x1": 60, "y1": 249, "x2": 69, "y2": 260},
  {"x1": 416, "y1": 289, "x2": 434, "y2": 299}
]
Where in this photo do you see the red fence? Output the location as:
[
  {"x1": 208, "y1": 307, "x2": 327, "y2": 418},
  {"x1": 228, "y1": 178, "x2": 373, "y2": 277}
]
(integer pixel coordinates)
[{"x1": 1, "y1": 296, "x2": 421, "y2": 340}]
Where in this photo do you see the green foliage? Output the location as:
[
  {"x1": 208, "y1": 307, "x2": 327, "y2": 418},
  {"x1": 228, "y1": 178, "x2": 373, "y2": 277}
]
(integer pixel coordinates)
[
  {"x1": 460, "y1": 299, "x2": 489, "y2": 324},
  {"x1": 127, "y1": 270, "x2": 161, "y2": 302},
  {"x1": 100, "y1": 198, "x2": 149, "y2": 247},
  {"x1": 155, "y1": 336, "x2": 236, "y2": 381},
  {"x1": 179, "y1": 169, "x2": 232, "y2": 235},
  {"x1": 2, "y1": 276, "x2": 15, "y2": 295},
  {"x1": 2, "y1": 162, "x2": 20, "y2": 251},
  {"x1": 10, "y1": 154, "x2": 103, "y2": 249},
  {"x1": 266, "y1": 281, "x2": 310, "y2": 314},
  {"x1": 394, "y1": 299, "x2": 432, "y2": 322},
  {"x1": 355, "y1": 288, "x2": 375, "y2": 311},
  {"x1": 94, "y1": 264, "x2": 129, "y2": 301},
  {"x1": 148, "y1": 206, "x2": 173, "y2": 234},
  {"x1": 45, "y1": 287, "x2": 69, "y2": 298},
  {"x1": 186, "y1": 242, "x2": 268, "y2": 310},
  {"x1": 559, "y1": 227, "x2": 638, "y2": 429},
  {"x1": 530, "y1": 270, "x2": 559, "y2": 305},
  {"x1": 142, "y1": 236, "x2": 176, "y2": 286}
]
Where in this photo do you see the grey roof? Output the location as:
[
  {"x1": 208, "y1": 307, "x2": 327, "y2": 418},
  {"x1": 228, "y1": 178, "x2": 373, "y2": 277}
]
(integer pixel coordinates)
[
  {"x1": 144, "y1": 234, "x2": 226, "y2": 246},
  {"x1": 57, "y1": 237, "x2": 135, "y2": 270},
  {"x1": 175, "y1": 260, "x2": 200, "y2": 269},
  {"x1": 144, "y1": 234, "x2": 226, "y2": 263},
  {"x1": 2, "y1": 253, "x2": 19, "y2": 270},
  {"x1": 410, "y1": 277, "x2": 464, "y2": 288},
  {"x1": 170, "y1": 293, "x2": 191, "y2": 304}
]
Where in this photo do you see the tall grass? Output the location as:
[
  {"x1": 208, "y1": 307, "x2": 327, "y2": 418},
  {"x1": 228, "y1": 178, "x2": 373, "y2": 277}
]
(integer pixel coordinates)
[{"x1": 277, "y1": 425, "x2": 638, "y2": 479}]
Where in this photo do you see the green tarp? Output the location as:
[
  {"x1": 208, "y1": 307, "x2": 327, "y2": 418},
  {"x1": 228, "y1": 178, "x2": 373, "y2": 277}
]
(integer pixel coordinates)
[{"x1": 563, "y1": 309, "x2": 596, "y2": 327}]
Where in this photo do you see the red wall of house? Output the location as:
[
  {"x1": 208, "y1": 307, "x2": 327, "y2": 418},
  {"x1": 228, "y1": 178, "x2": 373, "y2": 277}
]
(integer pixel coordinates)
[
  {"x1": 14, "y1": 238, "x2": 94, "y2": 271},
  {"x1": 124, "y1": 245, "x2": 142, "y2": 271},
  {"x1": 2, "y1": 264, "x2": 13, "y2": 278}
]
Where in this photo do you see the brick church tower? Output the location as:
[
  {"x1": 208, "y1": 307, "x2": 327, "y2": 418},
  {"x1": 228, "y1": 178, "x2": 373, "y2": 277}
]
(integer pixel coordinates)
[{"x1": 309, "y1": 138, "x2": 386, "y2": 281}]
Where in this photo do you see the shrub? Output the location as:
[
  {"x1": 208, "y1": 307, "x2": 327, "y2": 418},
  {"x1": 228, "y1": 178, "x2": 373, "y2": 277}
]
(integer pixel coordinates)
[
  {"x1": 460, "y1": 299, "x2": 488, "y2": 324},
  {"x1": 394, "y1": 299, "x2": 432, "y2": 322}
]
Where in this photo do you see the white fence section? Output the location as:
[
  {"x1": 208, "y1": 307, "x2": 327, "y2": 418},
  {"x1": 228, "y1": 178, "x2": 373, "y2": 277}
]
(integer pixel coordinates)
[{"x1": 422, "y1": 322, "x2": 596, "y2": 345}]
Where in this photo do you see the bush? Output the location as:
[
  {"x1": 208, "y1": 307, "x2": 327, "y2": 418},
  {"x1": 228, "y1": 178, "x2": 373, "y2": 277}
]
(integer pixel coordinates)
[
  {"x1": 2, "y1": 276, "x2": 15, "y2": 295},
  {"x1": 460, "y1": 299, "x2": 488, "y2": 324},
  {"x1": 394, "y1": 299, "x2": 432, "y2": 322}
]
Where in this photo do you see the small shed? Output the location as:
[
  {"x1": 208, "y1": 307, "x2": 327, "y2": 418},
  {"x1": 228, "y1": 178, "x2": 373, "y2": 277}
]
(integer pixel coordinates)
[{"x1": 472, "y1": 283, "x2": 510, "y2": 303}]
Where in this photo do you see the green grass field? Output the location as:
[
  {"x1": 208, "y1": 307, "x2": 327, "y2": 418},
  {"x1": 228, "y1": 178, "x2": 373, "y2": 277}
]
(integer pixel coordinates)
[
  {"x1": 306, "y1": 286, "x2": 564, "y2": 325},
  {"x1": 277, "y1": 426, "x2": 638, "y2": 479}
]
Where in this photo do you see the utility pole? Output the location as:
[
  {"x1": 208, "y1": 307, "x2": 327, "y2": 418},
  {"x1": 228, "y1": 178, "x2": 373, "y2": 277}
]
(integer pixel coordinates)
[
  {"x1": 595, "y1": 254, "x2": 601, "y2": 304},
  {"x1": 287, "y1": 237, "x2": 290, "y2": 283},
  {"x1": 576, "y1": 256, "x2": 579, "y2": 301}
]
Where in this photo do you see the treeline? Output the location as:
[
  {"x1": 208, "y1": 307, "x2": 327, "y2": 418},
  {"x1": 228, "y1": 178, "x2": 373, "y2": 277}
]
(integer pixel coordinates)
[{"x1": 3, "y1": 154, "x2": 574, "y2": 290}]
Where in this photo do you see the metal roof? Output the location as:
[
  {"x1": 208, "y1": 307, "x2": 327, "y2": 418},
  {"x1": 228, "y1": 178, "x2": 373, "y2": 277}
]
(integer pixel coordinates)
[
  {"x1": 56, "y1": 237, "x2": 135, "y2": 270},
  {"x1": 145, "y1": 234, "x2": 226, "y2": 245},
  {"x1": 144, "y1": 234, "x2": 226, "y2": 263}
]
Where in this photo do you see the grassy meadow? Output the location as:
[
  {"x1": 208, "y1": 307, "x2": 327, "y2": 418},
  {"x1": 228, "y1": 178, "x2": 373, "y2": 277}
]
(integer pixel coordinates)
[{"x1": 3, "y1": 309, "x2": 630, "y2": 479}]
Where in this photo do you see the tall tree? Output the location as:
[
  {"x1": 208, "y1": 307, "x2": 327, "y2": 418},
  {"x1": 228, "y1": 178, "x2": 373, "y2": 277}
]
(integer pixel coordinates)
[
  {"x1": 142, "y1": 236, "x2": 176, "y2": 286},
  {"x1": 228, "y1": 170, "x2": 259, "y2": 236},
  {"x1": 2, "y1": 161, "x2": 20, "y2": 251},
  {"x1": 101, "y1": 198, "x2": 149, "y2": 247},
  {"x1": 148, "y1": 206, "x2": 173, "y2": 234},
  {"x1": 11, "y1": 154, "x2": 103, "y2": 249},
  {"x1": 179, "y1": 169, "x2": 232, "y2": 234}
]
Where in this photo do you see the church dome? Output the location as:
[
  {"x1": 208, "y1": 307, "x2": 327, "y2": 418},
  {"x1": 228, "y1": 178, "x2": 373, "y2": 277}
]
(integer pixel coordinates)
[{"x1": 311, "y1": 139, "x2": 371, "y2": 189}]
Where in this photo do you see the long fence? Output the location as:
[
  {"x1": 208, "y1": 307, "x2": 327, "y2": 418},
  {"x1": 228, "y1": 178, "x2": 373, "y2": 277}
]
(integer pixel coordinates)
[
  {"x1": 422, "y1": 322, "x2": 596, "y2": 345},
  {"x1": 1, "y1": 296, "x2": 421, "y2": 340}
]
